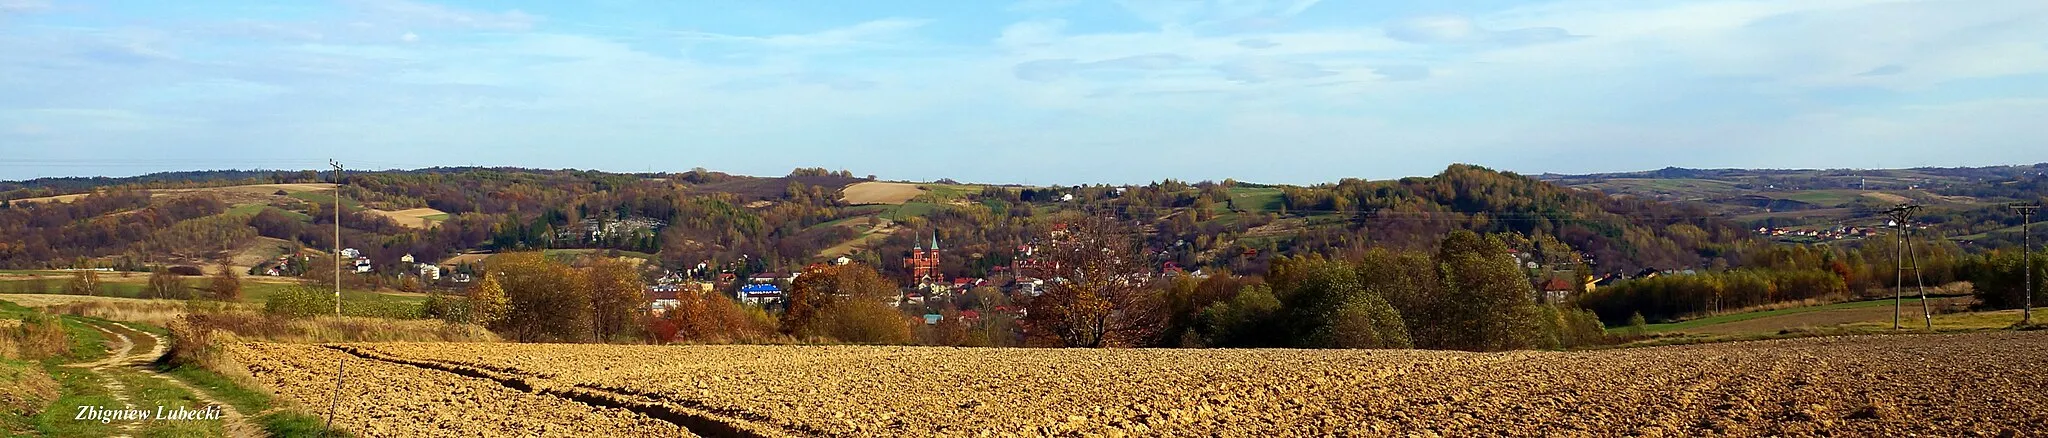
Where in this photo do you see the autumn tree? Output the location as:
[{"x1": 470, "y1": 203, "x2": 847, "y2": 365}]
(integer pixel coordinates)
[
  {"x1": 784, "y1": 264, "x2": 909, "y2": 344},
  {"x1": 208, "y1": 260, "x2": 242, "y2": 301},
  {"x1": 144, "y1": 267, "x2": 190, "y2": 300},
  {"x1": 1433, "y1": 230, "x2": 1544, "y2": 351},
  {"x1": 468, "y1": 273, "x2": 510, "y2": 327},
  {"x1": 66, "y1": 265, "x2": 100, "y2": 296},
  {"x1": 485, "y1": 252, "x2": 591, "y2": 342},
  {"x1": 1022, "y1": 215, "x2": 1165, "y2": 348},
  {"x1": 656, "y1": 290, "x2": 776, "y2": 344},
  {"x1": 1269, "y1": 255, "x2": 1411, "y2": 349},
  {"x1": 582, "y1": 257, "x2": 646, "y2": 343}
]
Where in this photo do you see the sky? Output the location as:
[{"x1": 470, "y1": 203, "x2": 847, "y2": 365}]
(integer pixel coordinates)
[{"x1": 2, "y1": 0, "x2": 2047, "y2": 185}]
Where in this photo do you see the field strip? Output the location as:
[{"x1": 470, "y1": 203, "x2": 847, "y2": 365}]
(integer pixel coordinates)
[
  {"x1": 71, "y1": 323, "x2": 142, "y2": 438},
  {"x1": 323, "y1": 345, "x2": 800, "y2": 438},
  {"x1": 95, "y1": 321, "x2": 261, "y2": 438}
]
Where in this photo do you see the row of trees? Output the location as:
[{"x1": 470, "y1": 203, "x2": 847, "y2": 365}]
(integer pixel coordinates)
[
  {"x1": 1576, "y1": 269, "x2": 1848, "y2": 324},
  {"x1": 1020, "y1": 217, "x2": 1610, "y2": 351}
]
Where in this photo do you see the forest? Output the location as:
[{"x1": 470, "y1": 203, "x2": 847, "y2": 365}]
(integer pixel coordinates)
[{"x1": 3, "y1": 163, "x2": 2043, "y2": 350}]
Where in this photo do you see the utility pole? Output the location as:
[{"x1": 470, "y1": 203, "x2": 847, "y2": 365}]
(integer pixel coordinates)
[
  {"x1": 1886, "y1": 205, "x2": 1931, "y2": 330},
  {"x1": 326, "y1": 159, "x2": 349, "y2": 430},
  {"x1": 330, "y1": 160, "x2": 344, "y2": 316},
  {"x1": 2014, "y1": 203, "x2": 2039, "y2": 325}
]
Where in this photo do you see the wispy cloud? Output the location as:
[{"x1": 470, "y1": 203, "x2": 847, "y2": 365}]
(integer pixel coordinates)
[
  {"x1": 341, "y1": 0, "x2": 539, "y2": 31},
  {"x1": 1383, "y1": 15, "x2": 1579, "y2": 45},
  {"x1": 1, "y1": 0, "x2": 2046, "y2": 183}
]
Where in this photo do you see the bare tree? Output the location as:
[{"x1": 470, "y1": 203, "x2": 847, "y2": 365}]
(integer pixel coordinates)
[{"x1": 1023, "y1": 215, "x2": 1165, "y2": 347}]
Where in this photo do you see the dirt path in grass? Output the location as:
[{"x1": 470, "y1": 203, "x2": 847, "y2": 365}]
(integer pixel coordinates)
[
  {"x1": 81, "y1": 321, "x2": 261, "y2": 438},
  {"x1": 68, "y1": 323, "x2": 142, "y2": 438}
]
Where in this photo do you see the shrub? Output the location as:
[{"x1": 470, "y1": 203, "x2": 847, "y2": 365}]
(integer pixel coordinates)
[
  {"x1": 4, "y1": 313, "x2": 72, "y2": 361},
  {"x1": 264, "y1": 286, "x2": 335, "y2": 319}
]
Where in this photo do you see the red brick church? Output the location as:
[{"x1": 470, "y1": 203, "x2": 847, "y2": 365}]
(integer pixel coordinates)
[{"x1": 905, "y1": 232, "x2": 941, "y2": 283}]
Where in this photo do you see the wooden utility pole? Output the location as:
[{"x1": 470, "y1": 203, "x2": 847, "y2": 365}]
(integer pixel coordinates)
[{"x1": 2014, "y1": 203, "x2": 2039, "y2": 325}]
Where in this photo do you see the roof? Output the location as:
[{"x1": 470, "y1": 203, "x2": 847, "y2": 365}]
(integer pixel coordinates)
[{"x1": 1540, "y1": 278, "x2": 1576, "y2": 291}]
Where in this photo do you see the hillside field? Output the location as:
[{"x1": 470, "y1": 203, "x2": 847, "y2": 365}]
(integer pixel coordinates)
[
  {"x1": 839, "y1": 182, "x2": 922, "y2": 205},
  {"x1": 232, "y1": 332, "x2": 2048, "y2": 437}
]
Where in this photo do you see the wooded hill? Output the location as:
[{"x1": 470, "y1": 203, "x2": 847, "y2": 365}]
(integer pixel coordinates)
[
  {"x1": 0, "y1": 164, "x2": 1778, "y2": 280},
  {"x1": 1539, "y1": 164, "x2": 2048, "y2": 249}
]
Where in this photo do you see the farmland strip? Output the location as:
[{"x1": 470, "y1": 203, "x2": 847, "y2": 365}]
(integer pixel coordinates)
[{"x1": 324, "y1": 345, "x2": 796, "y2": 438}]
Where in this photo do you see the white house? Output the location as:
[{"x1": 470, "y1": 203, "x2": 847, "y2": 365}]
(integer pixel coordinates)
[
  {"x1": 646, "y1": 286, "x2": 681, "y2": 315},
  {"x1": 416, "y1": 263, "x2": 441, "y2": 281},
  {"x1": 400, "y1": 254, "x2": 416, "y2": 264},
  {"x1": 340, "y1": 248, "x2": 361, "y2": 259},
  {"x1": 737, "y1": 284, "x2": 782, "y2": 306}
]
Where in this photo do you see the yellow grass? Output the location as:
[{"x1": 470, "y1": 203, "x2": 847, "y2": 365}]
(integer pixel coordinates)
[
  {"x1": 0, "y1": 294, "x2": 215, "y2": 327},
  {"x1": 438, "y1": 252, "x2": 494, "y2": 268},
  {"x1": 8, "y1": 183, "x2": 336, "y2": 205},
  {"x1": 366, "y1": 207, "x2": 449, "y2": 229},
  {"x1": 1860, "y1": 192, "x2": 1911, "y2": 204},
  {"x1": 840, "y1": 182, "x2": 923, "y2": 205}
]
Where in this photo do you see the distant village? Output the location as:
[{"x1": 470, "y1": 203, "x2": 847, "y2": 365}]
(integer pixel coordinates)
[{"x1": 244, "y1": 216, "x2": 1733, "y2": 328}]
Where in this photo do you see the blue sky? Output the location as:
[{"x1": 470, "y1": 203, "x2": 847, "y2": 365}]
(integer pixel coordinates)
[{"x1": 2, "y1": 0, "x2": 2046, "y2": 185}]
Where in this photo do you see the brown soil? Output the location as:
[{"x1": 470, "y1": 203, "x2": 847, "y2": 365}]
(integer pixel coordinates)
[{"x1": 230, "y1": 332, "x2": 2048, "y2": 437}]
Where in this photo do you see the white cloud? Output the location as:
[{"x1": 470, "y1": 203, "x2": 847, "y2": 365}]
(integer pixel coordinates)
[
  {"x1": 341, "y1": 0, "x2": 539, "y2": 31},
  {"x1": 1007, "y1": 0, "x2": 1079, "y2": 13},
  {"x1": 996, "y1": 19, "x2": 1066, "y2": 49},
  {"x1": 6, "y1": 0, "x2": 2048, "y2": 183},
  {"x1": 0, "y1": 0, "x2": 48, "y2": 13}
]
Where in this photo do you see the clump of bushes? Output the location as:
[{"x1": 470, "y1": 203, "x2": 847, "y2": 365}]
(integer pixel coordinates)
[{"x1": 0, "y1": 313, "x2": 72, "y2": 361}]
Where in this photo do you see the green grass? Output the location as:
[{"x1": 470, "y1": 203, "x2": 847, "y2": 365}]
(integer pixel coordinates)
[
  {"x1": 33, "y1": 367, "x2": 122, "y2": 437},
  {"x1": 1638, "y1": 297, "x2": 1935, "y2": 333},
  {"x1": 257, "y1": 411, "x2": 353, "y2": 437},
  {"x1": 117, "y1": 371, "x2": 224, "y2": 437},
  {"x1": 226, "y1": 204, "x2": 312, "y2": 221},
  {"x1": 1615, "y1": 309, "x2": 2034, "y2": 349},
  {"x1": 914, "y1": 184, "x2": 980, "y2": 202},
  {"x1": 288, "y1": 191, "x2": 360, "y2": 209},
  {"x1": 0, "y1": 279, "x2": 425, "y2": 306},
  {"x1": 421, "y1": 213, "x2": 449, "y2": 221},
  {"x1": 888, "y1": 202, "x2": 942, "y2": 219},
  {"x1": 1223, "y1": 188, "x2": 1284, "y2": 213}
]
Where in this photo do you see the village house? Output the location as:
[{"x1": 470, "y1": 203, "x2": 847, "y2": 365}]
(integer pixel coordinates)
[
  {"x1": 738, "y1": 283, "x2": 782, "y2": 306},
  {"x1": 1539, "y1": 278, "x2": 1577, "y2": 304},
  {"x1": 747, "y1": 272, "x2": 798, "y2": 285},
  {"x1": 646, "y1": 286, "x2": 681, "y2": 315}
]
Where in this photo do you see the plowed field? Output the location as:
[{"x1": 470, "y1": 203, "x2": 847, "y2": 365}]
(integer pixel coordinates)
[{"x1": 230, "y1": 332, "x2": 2048, "y2": 437}]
